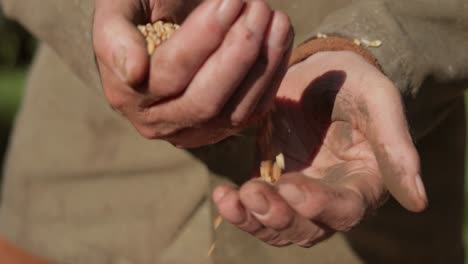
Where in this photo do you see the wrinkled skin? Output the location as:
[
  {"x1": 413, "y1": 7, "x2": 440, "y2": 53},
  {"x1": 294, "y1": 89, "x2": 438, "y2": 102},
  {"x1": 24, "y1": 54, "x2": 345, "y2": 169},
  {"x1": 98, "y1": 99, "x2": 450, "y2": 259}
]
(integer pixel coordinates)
[
  {"x1": 93, "y1": 0, "x2": 293, "y2": 148},
  {"x1": 213, "y1": 51, "x2": 428, "y2": 247},
  {"x1": 93, "y1": 0, "x2": 428, "y2": 249}
]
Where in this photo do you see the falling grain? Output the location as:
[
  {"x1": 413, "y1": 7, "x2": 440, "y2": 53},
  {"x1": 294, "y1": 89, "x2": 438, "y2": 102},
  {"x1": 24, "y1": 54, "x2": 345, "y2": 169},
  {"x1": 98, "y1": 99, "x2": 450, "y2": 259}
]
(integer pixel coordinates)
[
  {"x1": 275, "y1": 153, "x2": 285, "y2": 170},
  {"x1": 207, "y1": 243, "x2": 216, "y2": 257},
  {"x1": 213, "y1": 215, "x2": 223, "y2": 230}
]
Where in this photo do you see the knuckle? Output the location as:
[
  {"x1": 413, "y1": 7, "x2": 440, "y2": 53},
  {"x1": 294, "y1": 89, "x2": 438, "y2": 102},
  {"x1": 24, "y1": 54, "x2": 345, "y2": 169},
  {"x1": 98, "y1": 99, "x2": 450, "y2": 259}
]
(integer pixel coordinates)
[
  {"x1": 149, "y1": 72, "x2": 185, "y2": 98},
  {"x1": 226, "y1": 26, "x2": 261, "y2": 55},
  {"x1": 198, "y1": 104, "x2": 220, "y2": 122},
  {"x1": 238, "y1": 27, "x2": 257, "y2": 44},
  {"x1": 126, "y1": 57, "x2": 148, "y2": 87},
  {"x1": 269, "y1": 205, "x2": 294, "y2": 230},
  {"x1": 103, "y1": 88, "x2": 127, "y2": 111},
  {"x1": 151, "y1": 58, "x2": 189, "y2": 97},
  {"x1": 164, "y1": 47, "x2": 193, "y2": 73},
  {"x1": 296, "y1": 187, "x2": 330, "y2": 219},
  {"x1": 239, "y1": 216, "x2": 263, "y2": 234},
  {"x1": 191, "y1": 98, "x2": 222, "y2": 123},
  {"x1": 204, "y1": 14, "x2": 227, "y2": 36},
  {"x1": 133, "y1": 113, "x2": 179, "y2": 140},
  {"x1": 296, "y1": 229, "x2": 332, "y2": 248},
  {"x1": 333, "y1": 213, "x2": 363, "y2": 232},
  {"x1": 239, "y1": 181, "x2": 260, "y2": 196},
  {"x1": 295, "y1": 229, "x2": 325, "y2": 248},
  {"x1": 240, "y1": 180, "x2": 271, "y2": 196},
  {"x1": 255, "y1": 228, "x2": 281, "y2": 244},
  {"x1": 236, "y1": 26, "x2": 262, "y2": 48}
]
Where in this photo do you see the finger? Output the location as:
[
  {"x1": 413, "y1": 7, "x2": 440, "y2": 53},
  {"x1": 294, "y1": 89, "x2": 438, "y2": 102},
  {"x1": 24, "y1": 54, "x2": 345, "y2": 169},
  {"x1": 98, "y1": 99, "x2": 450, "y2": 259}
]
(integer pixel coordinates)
[
  {"x1": 358, "y1": 76, "x2": 427, "y2": 212},
  {"x1": 149, "y1": 0, "x2": 245, "y2": 100},
  {"x1": 276, "y1": 173, "x2": 367, "y2": 232},
  {"x1": 213, "y1": 183, "x2": 263, "y2": 234},
  {"x1": 251, "y1": 228, "x2": 290, "y2": 247},
  {"x1": 239, "y1": 180, "x2": 326, "y2": 246},
  {"x1": 94, "y1": 0, "x2": 149, "y2": 87},
  {"x1": 255, "y1": 41, "x2": 293, "y2": 116},
  {"x1": 150, "y1": 0, "x2": 203, "y2": 23},
  {"x1": 213, "y1": 183, "x2": 288, "y2": 247},
  {"x1": 98, "y1": 61, "x2": 140, "y2": 112},
  {"x1": 229, "y1": 11, "x2": 293, "y2": 125},
  {"x1": 239, "y1": 180, "x2": 294, "y2": 229},
  {"x1": 180, "y1": 0, "x2": 272, "y2": 121},
  {"x1": 144, "y1": 0, "x2": 272, "y2": 133}
]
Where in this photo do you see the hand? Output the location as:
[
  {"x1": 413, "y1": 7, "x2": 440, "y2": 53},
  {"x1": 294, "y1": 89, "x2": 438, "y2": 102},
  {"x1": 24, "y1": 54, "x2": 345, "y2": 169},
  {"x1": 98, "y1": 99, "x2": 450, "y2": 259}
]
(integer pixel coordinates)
[
  {"x1": 93, "y1": 0, "x2": 293, "y2": 148},
  {"x1": 213, "y1": 51, "x2": 428, "y2": 247}
]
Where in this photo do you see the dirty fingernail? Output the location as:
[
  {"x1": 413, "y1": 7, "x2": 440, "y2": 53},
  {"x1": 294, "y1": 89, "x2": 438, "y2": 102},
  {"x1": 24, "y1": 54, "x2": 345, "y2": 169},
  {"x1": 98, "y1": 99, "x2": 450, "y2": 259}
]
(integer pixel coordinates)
[
  {"x1": 245, "y1": 192, "x2": 269, "y2": 215},
  {"x1": 278, "y1": 184, "x2": 305, "y2": 205},
  {"x1": 218, "y1": 0, "x2": 243, "y2": 27},
  {"x1": 113, "y1": 46, "x2": 127, "y2": 82}
]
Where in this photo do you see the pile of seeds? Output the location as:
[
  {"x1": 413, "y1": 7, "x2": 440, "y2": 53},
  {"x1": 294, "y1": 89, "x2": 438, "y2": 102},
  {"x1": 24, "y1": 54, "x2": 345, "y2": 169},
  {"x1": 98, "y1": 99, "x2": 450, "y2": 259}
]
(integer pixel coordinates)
[{"x1": 138, "y1": 21, "x2": 180, "y2": 55}]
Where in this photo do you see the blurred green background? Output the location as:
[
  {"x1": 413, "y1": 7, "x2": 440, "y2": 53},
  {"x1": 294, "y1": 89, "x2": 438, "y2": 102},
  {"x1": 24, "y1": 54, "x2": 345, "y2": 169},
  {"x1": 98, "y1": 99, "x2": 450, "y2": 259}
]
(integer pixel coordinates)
[
  {"x1": 0, "y1": 8, "x2": 467, "y2": 258},
  {"x1": 0, "y1": 10, "x2": 36, "y2": 174}
]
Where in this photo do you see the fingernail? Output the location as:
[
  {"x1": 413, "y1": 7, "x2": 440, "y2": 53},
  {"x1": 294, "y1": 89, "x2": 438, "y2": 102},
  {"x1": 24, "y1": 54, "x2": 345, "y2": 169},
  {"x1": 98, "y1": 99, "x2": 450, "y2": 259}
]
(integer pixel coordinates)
[
  {"x1": 213, "y1": 184, "x2": 234, "y2": 203},
  {"x1": 246, "y1": 192, "x2": 269, "y2": 215},
  {"x1": 218, "y1": 0, "x2": 243, "y2": 27},
  {"x1": 213, "y1": 189, "x2": 227, "y2": 203},
  {"x1": 278, "y1": 184, "x2": 305, "y2": 205},
  {"x1": 415, "y1": 174, "x2": 427, "y2": 202},
  {"x1": 268, "y1": 13, "x2": 292, "y2": 48},
  {"x1": 113, "y1": 46, "x2": 127, "y2": 82}
]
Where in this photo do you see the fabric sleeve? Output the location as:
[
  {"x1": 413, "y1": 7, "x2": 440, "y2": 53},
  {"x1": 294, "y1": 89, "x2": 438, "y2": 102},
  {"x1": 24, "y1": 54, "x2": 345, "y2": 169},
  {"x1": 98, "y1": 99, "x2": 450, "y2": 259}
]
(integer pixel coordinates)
[
  {"x1": 1, "y1": 0, "x2": 101, "y2": 92},
  {"x1": 296, "y1": 0, "x2": 468, "y2": 96}
]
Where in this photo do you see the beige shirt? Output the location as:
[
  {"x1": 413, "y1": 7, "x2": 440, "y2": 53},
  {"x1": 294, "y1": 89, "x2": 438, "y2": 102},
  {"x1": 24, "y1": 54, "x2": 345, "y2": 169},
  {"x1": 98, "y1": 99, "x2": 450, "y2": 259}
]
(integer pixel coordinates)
[{"x1": 0, "y1": 0, "x2": 467, "y2": 263}]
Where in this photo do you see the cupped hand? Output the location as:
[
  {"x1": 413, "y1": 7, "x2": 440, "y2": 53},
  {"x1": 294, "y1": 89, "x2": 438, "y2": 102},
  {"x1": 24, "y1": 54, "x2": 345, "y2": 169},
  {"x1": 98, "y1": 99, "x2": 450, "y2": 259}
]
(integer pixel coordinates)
[
  {"x1": 93, "y1": 0, "x2": 293, "y2": 148},
  {"x1": 213, "y1": 51, "x2": 428, "y2": 247}
]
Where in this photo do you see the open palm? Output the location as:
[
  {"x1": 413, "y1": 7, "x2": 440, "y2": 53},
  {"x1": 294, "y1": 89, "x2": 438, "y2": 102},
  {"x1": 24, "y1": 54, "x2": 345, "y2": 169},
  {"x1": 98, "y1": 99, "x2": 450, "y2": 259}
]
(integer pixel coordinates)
[{"x1": 214, "y1": 51, "x2": 428, "y2": 247}]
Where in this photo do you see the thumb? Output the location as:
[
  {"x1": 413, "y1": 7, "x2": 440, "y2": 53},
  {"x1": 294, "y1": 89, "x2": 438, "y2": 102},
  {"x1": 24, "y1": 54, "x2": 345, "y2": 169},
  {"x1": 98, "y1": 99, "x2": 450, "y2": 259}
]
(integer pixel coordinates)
[
  {"x1": 93, "y1": 0, "x2": 149, "y2": 87},
  {"x1": 361, "y1": 79, "x2": 428, "y2": 212}
]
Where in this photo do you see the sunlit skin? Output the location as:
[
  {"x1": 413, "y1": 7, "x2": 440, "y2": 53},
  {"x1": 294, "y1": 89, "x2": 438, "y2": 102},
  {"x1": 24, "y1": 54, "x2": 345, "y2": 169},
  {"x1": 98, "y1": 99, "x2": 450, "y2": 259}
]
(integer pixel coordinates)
[
  {"x1": 94, "y1": 0, "x2": 293, "y2": 148},
  {"x1": 213, "y1": 51, "x2": 428, "y2": 247},
  {"x1": 93, "y1": 0, "x2": 428, "y2": 248}
]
